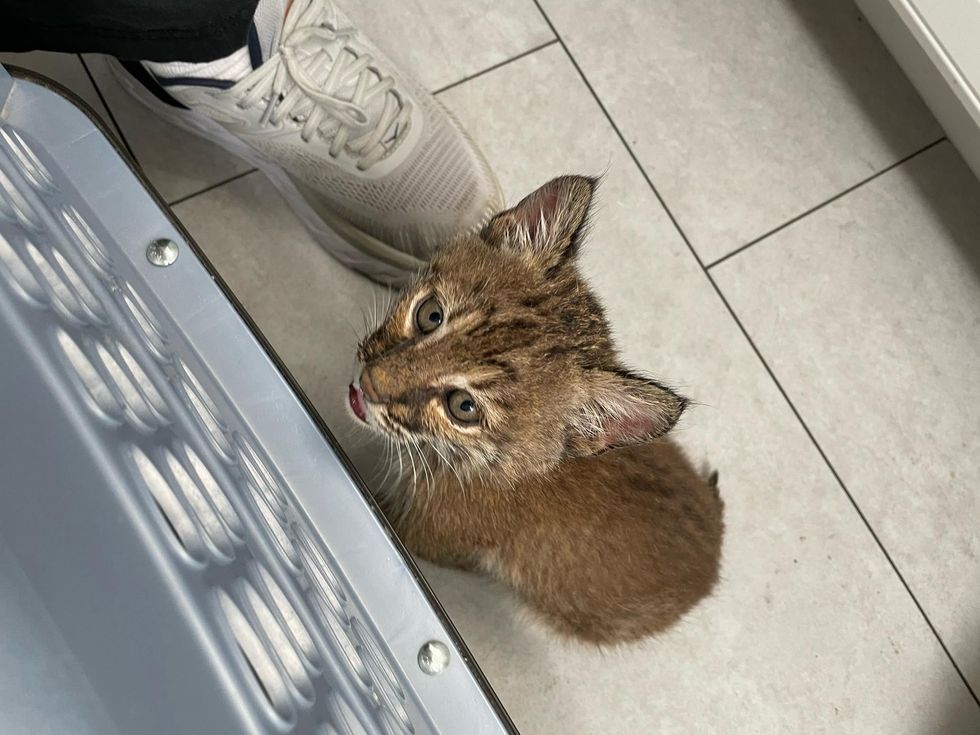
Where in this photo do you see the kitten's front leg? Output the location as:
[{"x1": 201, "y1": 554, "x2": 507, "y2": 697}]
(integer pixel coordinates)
[{"x1": 392, "y1": 499, "x2": 485, "y2": 573}]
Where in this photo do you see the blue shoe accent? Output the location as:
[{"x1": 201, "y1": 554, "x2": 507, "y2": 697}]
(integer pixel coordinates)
[
  {"x1": 118, "y1": 60, "x2": 189, "y2": 110},
  {"x1": 156, "y1": 76, "x2": 235, "y2": 90}
]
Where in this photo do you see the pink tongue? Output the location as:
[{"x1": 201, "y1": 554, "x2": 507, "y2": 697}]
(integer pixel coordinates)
[{"x1": 348, "y1": 383, "x2": 367, "y2": 421}]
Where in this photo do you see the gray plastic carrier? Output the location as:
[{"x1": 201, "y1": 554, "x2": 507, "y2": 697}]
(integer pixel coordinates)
[{"x1": 0, "y1": 65, "x2": 515, "y2": 735}]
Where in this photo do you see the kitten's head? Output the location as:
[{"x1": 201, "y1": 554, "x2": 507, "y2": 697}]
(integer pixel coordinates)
[{"x1": 350, "y1": 175, "x2": 687, "y2": 483}]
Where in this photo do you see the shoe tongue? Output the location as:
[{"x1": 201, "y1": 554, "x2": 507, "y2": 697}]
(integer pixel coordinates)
[{"x1": 252, "y1": 0, "x2": 288, "y2": 66}]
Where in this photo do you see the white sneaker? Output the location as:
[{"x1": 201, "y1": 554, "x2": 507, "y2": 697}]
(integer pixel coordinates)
[{"x1": 113, "y1": 0, "x2": 503, "y2": 284}]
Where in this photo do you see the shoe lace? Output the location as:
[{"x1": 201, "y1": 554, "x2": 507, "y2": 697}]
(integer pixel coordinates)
[{"x1": 231, "y1": 0, "x2": 412, "y2": 170}]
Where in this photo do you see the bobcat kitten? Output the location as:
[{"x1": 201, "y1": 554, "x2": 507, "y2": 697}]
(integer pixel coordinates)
[{"x1": 349, "y1": 176, "x2": 723, "y2": 644}]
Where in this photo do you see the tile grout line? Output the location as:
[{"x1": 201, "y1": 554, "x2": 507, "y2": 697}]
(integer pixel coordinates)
[
  {"x1": 73, "y1": 53, "x2": 235, "y2": 213},
  {"x1": 432, "y1": 39, "x2": 559, "y2": 96},
  {"x1": 530, "y1": 0, "x2": 980, "y2": 707},
  {"x1": 705, "y1": 287, "x2": 980, "y2": 711},
  {"x1": 77, "y1": 54, "x2": 138, "y2": 163},
  {"x1": 168, "y1": 168, "x2": 259, "y2": 207},
  {"x1": 705, "y1": 136, "x2": 947, "y2": 270},
  {"x1": 529, "y1": 1, "x2": 702, "y2": 262}
]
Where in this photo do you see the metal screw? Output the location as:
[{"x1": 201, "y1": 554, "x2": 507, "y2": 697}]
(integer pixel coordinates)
[
  {"x1": 417, "y1": 640, "x2": 450, "y2": 675},
  {"x1": 146, "y1": 238, "x2": 179, "y2": 267}
]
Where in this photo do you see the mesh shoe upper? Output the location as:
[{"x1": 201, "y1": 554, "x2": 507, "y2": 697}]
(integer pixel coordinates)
[
  {"x1": 252, "y1": 93, "x2": 500, "y2": 257},
  {"x1": 152, "y1": 0, "x2": 502, "y2": 258}
]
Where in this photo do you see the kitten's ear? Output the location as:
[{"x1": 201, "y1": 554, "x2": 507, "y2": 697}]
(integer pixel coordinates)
[
  {"x1": 566, "y1": 370, "x2": 687, "y2": 457},
  {"x1": 482, "y1": 175, "x2": 597, "y2": 269}
]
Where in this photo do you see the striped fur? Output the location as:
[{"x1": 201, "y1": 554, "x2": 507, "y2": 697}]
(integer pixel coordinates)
[{"x1": 352, "y1": 176, "x2": 724, "y2": 643}]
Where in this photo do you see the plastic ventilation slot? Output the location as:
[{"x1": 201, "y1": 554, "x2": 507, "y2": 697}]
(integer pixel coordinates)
[
  {"x1": 236, "y1": 434, "x2": 288, "y2": 515},
  {"x1": 55, "y1": 329, "x2": 123, "y2": 422},
  {"x1": 380, "y1": 707, "x2": 413, "y2": 735},
  {"x1": 26, "y1": 241, "x2": 95, "y2": 324},
  {"x1": 251, "y1": 477, "x2": 301, "y2": 572},
  {"x1": 217, "y1": 589, "x2": 295, "y2": 723},
  {"x1": 242, "y1": 578, "x2": 315, "y2": 703},
  {"x1": 51, "y1": 248, "x2": 107, "y2": 323},
  {"x1": 182, "y1": 442, "x2": 244, "y2": 538},
  {"x1": 130, "y1": 445, "x2": 206, "y2": 561},
  {"x1": 163, "y1": 446, "x2": 235, "y2": 561},
  {"x1": 0, "y1": 231, "x2": 46, "y2": 304},
  {"x1": 120, "y1": 281, "x2": 169, "y2": 362},
  {"x1": 294, "y1": 526, "x2": 348, "y2": 618},
  {"x1": 317, "y1": 598, "x2": 371, "y2": 689},
  {"x1": 352, "y1": 619, "x2": 405, "y2": 700},
  {"x1": 0, "y1": 166, "x2": 41, "y2": 230},
  {"x1": 351, "y1": 619, "x2": 413, "y2": 733},
  {"x1": 330, "y1": 695, "x2": 371, "y2": 735},
  {"x1": 178, "y1": 360, "x2": 235, "y2": 461},
  {"x1": 0, "y1": 126, "x2": 56, "y2": 192},
  {"x1": 255, "y1": 564, "x2": 320, "y2": 667},
  {"x1": 116, "y1": 342, "x2": 168, "y2": 417},
  {"x1": 95, "y1": 340, "x2": 165, "y2": 431},
  {"x1": 60, "y1": 205, "x2": 113, "y2": 280}
]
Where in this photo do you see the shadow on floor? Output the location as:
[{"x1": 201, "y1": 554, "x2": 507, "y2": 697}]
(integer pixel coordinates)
[
  {"x1": 784, "y1": 0, "x2": 980, "y2": 284},
  {"x1": 897, "y1": 140, "x2": 980, "y2": 287},
  {"x1": 918, "y1": 622, "x2": 980, "y2": 734},
  {"x1": 783, "y1": 0, "x2": 935, "y2": 159}
]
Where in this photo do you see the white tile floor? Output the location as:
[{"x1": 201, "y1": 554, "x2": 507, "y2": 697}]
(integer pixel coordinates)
[{"x1": 5, "y1": 1, "x2": 980, "y2": 732}]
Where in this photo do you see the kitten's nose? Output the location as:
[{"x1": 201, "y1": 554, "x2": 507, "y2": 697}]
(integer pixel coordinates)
[{"x1": 359, "y1": 368, "x2": 381, "y2": 402}]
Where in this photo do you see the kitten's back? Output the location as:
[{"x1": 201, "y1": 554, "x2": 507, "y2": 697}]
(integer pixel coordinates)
[{"x1": 488, "y1": 439, "x2": 724, "y2": 644}]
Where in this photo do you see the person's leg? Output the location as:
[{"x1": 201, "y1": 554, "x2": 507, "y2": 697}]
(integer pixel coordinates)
[
  {"x1": 117, "y1": 0, "x2": 502, "y2": 284},
  {"x1": 1, "y1": 0, "x2": 258, "y2": 61},
  {"x1": 3, "y1": 0, "x2": 503, "y2": 284}
]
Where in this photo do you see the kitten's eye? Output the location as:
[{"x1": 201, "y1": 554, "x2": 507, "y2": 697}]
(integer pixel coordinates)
[
  {"x1": 446, "y1": 389, "x2": 480, "y2": 424},
  {"x1": 415, "y1": 296, "x2": 444, "y2": 334}
]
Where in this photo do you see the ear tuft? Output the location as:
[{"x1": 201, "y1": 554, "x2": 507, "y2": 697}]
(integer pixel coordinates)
[
  {"x1": 566, "y1": 369, "x2": 687, "y2": 457},
  {"x1": 482, "y1": 175, "x2": 598, "y2": 269}
]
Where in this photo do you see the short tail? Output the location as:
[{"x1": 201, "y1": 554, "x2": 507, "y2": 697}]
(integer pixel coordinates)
[
  {"x1": 704, "y1": 467, "x2": 724, "y2": 535},
  {"x1": 702, "y1": 464, "x2": 722, "y2": 512},
  {"x1": 700, "y1": 461, "x2": 720, "y2": 492}
]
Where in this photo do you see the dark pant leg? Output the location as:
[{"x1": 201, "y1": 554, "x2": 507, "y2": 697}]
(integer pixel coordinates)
[{"x1": 0, "y1": 0, "x2": 259, "y2": 61}]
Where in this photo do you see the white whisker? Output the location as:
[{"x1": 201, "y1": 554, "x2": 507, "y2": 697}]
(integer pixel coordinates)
[
  {"x1": 430, "y1": 442, "x2": 465, "y2": 494},
  {"x1": 404, "y1": 437, "x2": 419, "y2": 491},
  {"x1": 394, "y1": 438, "x2": 405, "y2": 481},
  {"x1": 411, "y1": 438, "x2": 433, "y2": 493},
  {"x1": 375, "y1": 436, "x2": 394, "y2": 491}
]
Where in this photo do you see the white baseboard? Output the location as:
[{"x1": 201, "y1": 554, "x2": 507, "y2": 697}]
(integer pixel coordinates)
[{"x1": 855, "y1": 0, "x2": 980, "y2": 180}]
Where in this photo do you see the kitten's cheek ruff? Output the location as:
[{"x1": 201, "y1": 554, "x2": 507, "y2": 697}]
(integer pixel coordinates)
[{"x1": 348, "y1": 383, "x2": 368, "y2": 423}]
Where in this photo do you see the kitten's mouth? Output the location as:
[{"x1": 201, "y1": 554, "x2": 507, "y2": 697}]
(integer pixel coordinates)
[{"x1": 348, "y1": 383, "x2": 368, "y2": 423}]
